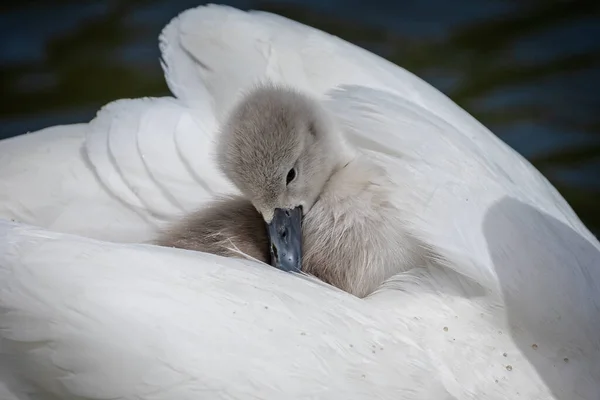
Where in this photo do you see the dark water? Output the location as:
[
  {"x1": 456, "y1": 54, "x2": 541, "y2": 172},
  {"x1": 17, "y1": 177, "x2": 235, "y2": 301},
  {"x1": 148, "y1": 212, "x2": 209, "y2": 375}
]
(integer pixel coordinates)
[{"x1": 1, "y1": 0, "x2": 599, "y2": 234}]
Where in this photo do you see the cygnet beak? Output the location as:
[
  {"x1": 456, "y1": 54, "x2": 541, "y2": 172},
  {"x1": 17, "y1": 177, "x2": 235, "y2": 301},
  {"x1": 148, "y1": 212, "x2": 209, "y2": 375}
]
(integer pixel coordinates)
[{"x1": 267, "y1": 207, "x2": 303, "y2": 272}]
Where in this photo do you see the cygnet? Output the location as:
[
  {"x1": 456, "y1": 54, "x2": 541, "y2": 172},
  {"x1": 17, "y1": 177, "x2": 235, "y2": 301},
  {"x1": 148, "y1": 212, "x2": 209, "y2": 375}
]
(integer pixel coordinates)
[{"x1": 157, "y1": 85, "x2": 425, "y2": 297}]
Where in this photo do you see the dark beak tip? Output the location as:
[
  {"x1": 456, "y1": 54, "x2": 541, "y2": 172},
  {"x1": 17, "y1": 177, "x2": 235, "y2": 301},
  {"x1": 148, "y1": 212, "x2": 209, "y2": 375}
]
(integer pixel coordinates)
[{"x1": 267, "y1": 206, "x2": 303, "y2": 273}]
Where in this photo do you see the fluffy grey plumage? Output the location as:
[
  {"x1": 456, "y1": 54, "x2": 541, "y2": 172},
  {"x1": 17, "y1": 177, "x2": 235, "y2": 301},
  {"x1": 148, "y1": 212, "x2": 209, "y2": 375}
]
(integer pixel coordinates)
[
  {"x1": 156, "y1": 196, "x2": 269, "y2": 263},
  {"x1": 156, "y1": 84, "x2": 425, "y2": 297}
]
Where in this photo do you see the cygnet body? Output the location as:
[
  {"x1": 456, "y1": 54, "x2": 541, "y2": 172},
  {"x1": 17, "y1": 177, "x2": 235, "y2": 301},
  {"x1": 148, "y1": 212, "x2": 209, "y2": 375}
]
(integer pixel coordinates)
[
  {"x1": 157, "y1": 196, "x2": 269, "y2": 262},
  {"x1": 158, "y1": 85, "x2": 425, "y2": 297}
]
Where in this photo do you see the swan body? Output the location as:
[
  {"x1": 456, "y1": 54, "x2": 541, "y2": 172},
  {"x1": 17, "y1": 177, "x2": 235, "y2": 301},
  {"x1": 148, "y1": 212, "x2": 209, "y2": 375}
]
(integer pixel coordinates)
[{"x1": 0, "y1": 4, "x2": 599, "y2": 400}]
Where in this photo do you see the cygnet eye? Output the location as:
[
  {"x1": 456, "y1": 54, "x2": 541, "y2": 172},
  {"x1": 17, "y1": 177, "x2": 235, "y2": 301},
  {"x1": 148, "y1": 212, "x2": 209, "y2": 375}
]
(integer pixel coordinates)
[{"x1": 286, "y1": 168, "x2": 296, "y2": 185}]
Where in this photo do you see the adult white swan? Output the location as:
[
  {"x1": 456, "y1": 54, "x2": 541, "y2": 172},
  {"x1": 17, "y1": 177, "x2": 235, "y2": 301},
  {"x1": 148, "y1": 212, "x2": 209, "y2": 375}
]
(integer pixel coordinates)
[{"x1": 0, "y1": 4, "x2": 598, "y2": 400}]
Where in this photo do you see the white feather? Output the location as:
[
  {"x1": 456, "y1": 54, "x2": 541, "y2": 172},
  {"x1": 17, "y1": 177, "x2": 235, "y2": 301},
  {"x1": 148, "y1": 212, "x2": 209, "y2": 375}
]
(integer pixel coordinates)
[{"x1": 0, "y1": 4, "x2": 598, "y2": 400}]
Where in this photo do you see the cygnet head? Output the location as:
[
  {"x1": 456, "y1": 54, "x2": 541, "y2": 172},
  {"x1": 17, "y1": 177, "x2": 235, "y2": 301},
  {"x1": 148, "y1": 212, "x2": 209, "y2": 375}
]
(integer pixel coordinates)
[{"x1": 217, "y1": 84, "x2": 353, "y2": 273}]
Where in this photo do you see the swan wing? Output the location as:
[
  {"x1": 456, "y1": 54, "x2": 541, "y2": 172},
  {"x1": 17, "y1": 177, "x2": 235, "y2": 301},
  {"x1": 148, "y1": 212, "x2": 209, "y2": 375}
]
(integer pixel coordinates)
[
  {"x1": 159, "y1": 4, "x2": 599, "y2": 271},
  {"x1": 0, "y1": 124, "x2": 152, "y2": 242},
  {"x1": 84, "y1": 97, "x2": 233, "y2": 226},
  {"x1": 0, "y1": 96, "x2": 234, "y2": 242},
  {"x1": 0, "y1": 220, "x2": 452, "y2": 400},
  {"x1": 334, "y1": 86, "x2": 600, "y2": 399}
]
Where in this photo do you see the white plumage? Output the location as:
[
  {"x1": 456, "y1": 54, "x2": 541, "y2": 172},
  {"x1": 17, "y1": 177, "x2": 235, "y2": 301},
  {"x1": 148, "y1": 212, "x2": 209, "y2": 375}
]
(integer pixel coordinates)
[{"x1": 0, "y1": 4, "x2": 598, "y2": 399}]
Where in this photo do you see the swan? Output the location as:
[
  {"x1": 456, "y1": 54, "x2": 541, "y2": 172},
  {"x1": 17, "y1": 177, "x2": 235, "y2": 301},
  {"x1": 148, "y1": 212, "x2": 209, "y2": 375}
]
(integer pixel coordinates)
[
  {"x1": 158, "y1": 84, "x2": 425, "y2": 297},
  {"x1": 1, "y1": 4, "x2": 599, "y2": 400}
]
